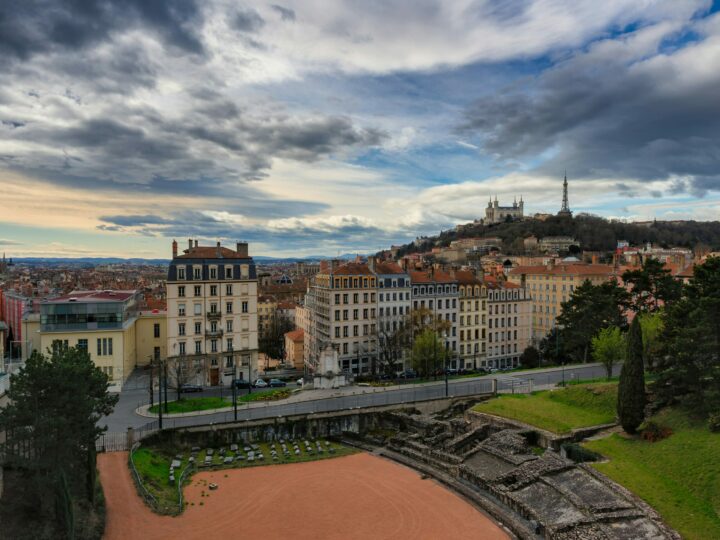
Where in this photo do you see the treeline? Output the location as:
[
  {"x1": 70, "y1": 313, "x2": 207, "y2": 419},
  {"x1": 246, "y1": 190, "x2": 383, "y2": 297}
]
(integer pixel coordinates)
[{"x1": 396, "y1": 215, "x2": 720, "y2": 257}]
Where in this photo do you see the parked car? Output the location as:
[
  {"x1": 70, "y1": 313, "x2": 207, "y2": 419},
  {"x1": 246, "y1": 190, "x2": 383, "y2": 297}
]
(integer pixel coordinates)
[
  {"x1": 253, "y1": 378, "x2": 268, "y2": 388},
  {"x1": 179, "y1": 383, "x2": 202, "y2": 393},
  {"x1": 399, "y1": 369, "x2": 418, "y2": 379},
  {"x1": 269, "y1": 378, "x2": 287, "y2": 387},
  {"x1": 233, "y1": 379, "x2": 251, "y2": 389}
]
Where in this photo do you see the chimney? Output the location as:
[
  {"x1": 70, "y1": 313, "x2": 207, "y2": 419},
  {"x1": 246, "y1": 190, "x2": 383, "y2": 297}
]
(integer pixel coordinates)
[
  {"x1": 194, "y1": 239, "x2": 199, "y2": 248},
  {"x1": 172, "y1": 239, "x2": 178, "y2": 258},
  {"x1": 216, "y1": 241, "x2": 221, "y2": 257},
  {"x1": 591, "y1": 254, "x2": 599, "y2": 264},
  {"x1": 188, "y1": 238, "x2": 192, "y2": 250},
  {"x1": 236, "y1": 242, "x2": 248, "y2": 257},
  {"x1": 367, "y1": 257, "x2": 376, "y2": 272}
]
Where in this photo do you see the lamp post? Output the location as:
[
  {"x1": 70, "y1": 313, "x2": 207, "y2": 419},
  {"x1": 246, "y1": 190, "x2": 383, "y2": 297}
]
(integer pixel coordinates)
[
  {"x1": 147, "y1": 355, "x2": 154, "y2": 408},
  {"x1": 157, "y1": 359, "x2": 163, "y2": 430},
  {"x1": 556, "y1": 324, "x2": 565, "y2": 386}
]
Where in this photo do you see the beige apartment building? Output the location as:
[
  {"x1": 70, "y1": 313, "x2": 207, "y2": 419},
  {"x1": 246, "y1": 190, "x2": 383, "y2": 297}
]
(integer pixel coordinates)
[
  {"x1": 166, "y1": 240, "x2": 259, "y2": 387},
  {"x1": 507, "y1": 262, "x2": 616, "y2": 342},
  {"x1": 485, "y1": 278, "x2": 532, "y2": 368},
  {"x1": 456, "y1": 270, "x2": 487, "y2": 370},
  {"x1": 305, "y1": 261, "x2": 378, "y2": 375}
]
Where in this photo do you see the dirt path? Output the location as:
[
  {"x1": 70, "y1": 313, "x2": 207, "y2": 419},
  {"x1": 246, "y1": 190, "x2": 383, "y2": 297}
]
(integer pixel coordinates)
[{"x1": 98, "y1": 452, "x2": 509, "y2": 540}]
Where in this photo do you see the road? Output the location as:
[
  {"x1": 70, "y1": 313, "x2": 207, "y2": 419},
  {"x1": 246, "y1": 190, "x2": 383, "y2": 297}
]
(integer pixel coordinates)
[{"x1": 101, "y1": 363, "x2": 619, "y2": 433}]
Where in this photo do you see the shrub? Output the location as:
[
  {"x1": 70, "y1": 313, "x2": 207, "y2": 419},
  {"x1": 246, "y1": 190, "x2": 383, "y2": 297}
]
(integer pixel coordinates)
[
  {"x1": 709, "y1": 412, "x2": 720, "y2": 433},
  {"x1": 641, "y1": 421, "x2": 673, "y2": 442}
]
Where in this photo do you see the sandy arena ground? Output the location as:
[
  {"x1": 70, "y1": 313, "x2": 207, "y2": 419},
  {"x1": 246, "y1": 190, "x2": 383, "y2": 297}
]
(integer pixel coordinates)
[{"x1": 98, "y1": 451, "x2": 509, "y2": 540}]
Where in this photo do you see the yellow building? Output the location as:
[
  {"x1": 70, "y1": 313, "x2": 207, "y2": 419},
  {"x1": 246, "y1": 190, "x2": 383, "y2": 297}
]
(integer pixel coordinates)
[
  {"x1": 38, "y1": 290, "x2": 143, "y2": 391},
  {"x1": 456, "y1": 270, "x2": 487, "y2": 369},
  {"x1": 258, "y1": 295, "x2": 278, "y2": 337},
  {"x1": 134, "y1": 310, "x2": 167, "y2": 366},
  {"x1": 507, "y1": 262, "x2": 616, "y2": 342},
  {"x1": 284, "y1": 328, "x2": 304, "y2": 370}
]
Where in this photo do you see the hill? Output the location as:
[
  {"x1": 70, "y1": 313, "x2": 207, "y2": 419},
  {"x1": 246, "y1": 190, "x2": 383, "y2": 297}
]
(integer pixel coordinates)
[{"x1": 395, "y1": 215, "x2": 720, "y2": 257}]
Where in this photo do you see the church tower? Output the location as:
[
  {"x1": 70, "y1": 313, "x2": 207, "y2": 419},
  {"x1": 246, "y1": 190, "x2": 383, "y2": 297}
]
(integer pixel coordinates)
[{"x1": 557, "y1": 172, "x2": 572, "y2": 217}]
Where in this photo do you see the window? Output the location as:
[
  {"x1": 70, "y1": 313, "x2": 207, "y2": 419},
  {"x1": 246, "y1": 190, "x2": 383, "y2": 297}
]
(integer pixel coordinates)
[
  {"x1": 210, "y1": 303, "x2": 217, "y2": 314},
  {"x1": 179, "y1": 342, "x2": 186, "y2": 355},
  {"x1": 154, "y1": 346, "x2": 160, "y2": 361},
  {"x1": 225, "y1": 356, "x2": 233, "y2": 368},
  {"x1": 353, "y1": 293, "x2": 359, "y2": 303},
  {"x1": 353, "y1": 325, "x2": 359, "y2": 337},
  {"x1": 343, "y1": 326, "x2": 349, "y2": 337},
  {"x1": 194, "y1": 322, "x2": 201, "y2": 334},
  {"x1": 195, "y1": 341, "x2": 202, "y2": 354},
  {"x1": 242, "y1": 301, "x2": 248, "y2": 313},
  {"x1": 77, "y1": 338, "x2": 88, "y2": 350},
  {"x1": 335, "y1": 294, "x2": 341, "y2": 304},
  {"x1": 97, "y1": 338, "x2": 102, "y2": 356},
  {"x1": 179, "y1": 323, "x2": 186, "y2": 336},
  {"x1": 210, "y1": 285, "x2": 217, "y2": 296},
  {"x1": 226, "y1": 302, "x2": 233, "y2": 314},
  {"x1": 225, "y1": 267, "x2": 233, "y2": 279},
  {"x1": 342, "y1": 343, "x2": 348, "y2": 354},
  {"x1": 226, "y1": 284, "x2": 233, "y2": 295},
  {"x1": 107, "y1": 338, "x2": 113, "y2": 355},
  {"x1": 154, "y1": 323, "x2": 160, "y2": 338},
  {"x1": 194, "y1": 285, "x2": 201, "y2": 296},
  {"x1": 195, "y1": 303, "x2": 202, "y2": 315},
  {"x1": 343, "y1": 310, "x2": 348, "y2": 320},
  {"x1": 211, "y1": 339, "x2": 218, "y2": 353},
  {"x1": 178, "y1": 286, "x2": 185, "y2": 297},
  {"x1": 353, "y1": 309, "x2": 359, "y2": 319},
  {"x1": 193, "y1": 267, "x2": 201, "y2": 279},
  {"x1": 226, "y1": 338, "x2": 233, "y2": 351},
  {"x1": 178, "y1": 303, "x2": 186, "y2": 316},
  {"x1": 210, "y1": 267, "x2": 217, "y2": 279},
  {"x1": 334, "y1": 310, "x2": 340, "y2": 321},
  {"x1": 335, "y1": 327, "x2": 340, "y2": 338},
  {"x1": 178, "y1": 267, "x2": 186, "y2": 279},
  {"x1": 342, "y1": 294, "x2": 349, "y2": 304},
  {"x1": 226, "y1": 320, "x2": 233, "y2": 332}
]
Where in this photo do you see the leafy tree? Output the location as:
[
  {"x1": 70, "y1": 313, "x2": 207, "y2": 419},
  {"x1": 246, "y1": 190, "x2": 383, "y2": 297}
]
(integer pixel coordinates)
[
  {"x1": 259, "y1": 312, "x2": 294, "y2": 360},
  {"x1": 622, "y1": 257, "x2": 682, "y2": 312},
  {"x1": 519, "y1": 346, "x2": 540, "y2": 369},
  {"x1": 0, "y1": 347, "x2": 117, "y2": 519},
  {"x1": 557, "y1": 279, "x2": 630, "y2": 363},
  {"x1": 617, "y1": 317, "x2": 645, "y2": 434},
  {"x1": 411, "y1": 329, "x2": 448, "y2": 377},
  {"x1": 654, "y1": 257, "x2": 720, "y2": 414},
  {"x1": 539, "y1": 326, "x2": 565, "y2": 365},
  {"x1": 639, "y1": 311, "x2": 664, "y2": 370},
  {"x1": 591, "y1": 326, "x2": 625, "y2": 380}
]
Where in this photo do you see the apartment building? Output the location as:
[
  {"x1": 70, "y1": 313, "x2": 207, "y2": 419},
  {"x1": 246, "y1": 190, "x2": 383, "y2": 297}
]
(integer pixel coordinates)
[
  {"x1": 294, "y1": 303, "x2": 313, "y2": 372},
  {"x1": 371, "y1": 260, "x2": 412, "y2": 370},
  {"x1": 306, "y1": 261, "x2": 378, "y2": 375},
  {"x1": 409, "y1": 268, "x2": 459, "y2": 365},
  {"x1": 507, "y1": 261, "x2": 615, "y2": 342},
  {"x1": 455, "y1": 270, "x2": 487, "y2": 370},
  {"x1": 485, "y1": 278, "x2": 532, "y2": 368},
  {"x1": 258, "y1": 295, "x2": 277, "y2": 336},
  {"x1": 166, "y1": 240, "x2": 258, "y2": 386}
]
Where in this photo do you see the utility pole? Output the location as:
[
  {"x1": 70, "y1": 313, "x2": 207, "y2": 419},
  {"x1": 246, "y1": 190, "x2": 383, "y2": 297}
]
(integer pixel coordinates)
[
  {"x1": 148, "y1": 355, "x2": 154, "y2": 408},
  {"x1": 158, "y1": 360, "x2": 163, "y2": 430},
  {"x1": 163, "y1": 360, "x2": 169, "y2": 414}
]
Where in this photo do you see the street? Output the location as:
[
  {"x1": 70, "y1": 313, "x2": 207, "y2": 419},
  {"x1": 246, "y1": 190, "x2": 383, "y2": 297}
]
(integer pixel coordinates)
[{"x1": 101, "y1": 363, "x2": 619, "y2": 433}]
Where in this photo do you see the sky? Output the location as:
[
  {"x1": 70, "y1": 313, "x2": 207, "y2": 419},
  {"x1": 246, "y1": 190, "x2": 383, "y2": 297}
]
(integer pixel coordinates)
[{"x1": 1, "y1": 0, "x2": 719, "y2": 259}]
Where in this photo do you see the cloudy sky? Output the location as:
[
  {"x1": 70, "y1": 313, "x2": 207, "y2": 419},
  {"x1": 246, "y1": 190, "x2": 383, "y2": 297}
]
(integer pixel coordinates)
[{"x1": 1, "y1": 0, "x2": 719, "y2": 258}]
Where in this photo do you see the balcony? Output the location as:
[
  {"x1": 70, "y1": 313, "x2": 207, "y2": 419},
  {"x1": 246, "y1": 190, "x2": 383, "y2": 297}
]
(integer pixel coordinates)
[
  {"x1": 206, "y1": 311, "x2": 222, "y2": 320},
  {"x1": 205, "y1": 329, "x2": 224, "y2": 338}
]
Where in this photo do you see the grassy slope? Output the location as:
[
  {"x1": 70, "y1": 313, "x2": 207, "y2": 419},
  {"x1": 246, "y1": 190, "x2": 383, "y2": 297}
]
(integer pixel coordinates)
[
  {"x1": 473, "y1": 383, "x2": 618, "y2": 434},
  {"x1": 585, "y1": 409, "x2": 720, "y2": 540}
]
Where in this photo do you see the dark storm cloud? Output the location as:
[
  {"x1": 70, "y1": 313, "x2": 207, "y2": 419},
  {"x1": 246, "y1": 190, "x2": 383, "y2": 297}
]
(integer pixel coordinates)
[
  {"x1": 271, "y1": 5, "x2": 296, "y2": 22},
  {"x1": 458, "y1": 27, "x2": 720, "y2": 195},
  {"x1": 0, "y1": 0, "x2": 204, "y2": 64},
  {"x1": 233, "y1": 8, "x2": 265, "y2": 33}
]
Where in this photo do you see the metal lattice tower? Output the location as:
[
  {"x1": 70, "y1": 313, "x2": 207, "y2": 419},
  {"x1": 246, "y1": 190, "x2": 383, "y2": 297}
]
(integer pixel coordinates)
[{"x1": 558, "y1": 171, "x2": 572, "y2": 216}]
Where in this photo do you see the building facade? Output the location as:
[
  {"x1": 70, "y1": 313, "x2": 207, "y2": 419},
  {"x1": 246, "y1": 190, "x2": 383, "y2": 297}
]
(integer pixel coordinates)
[
  {"x1": 485, "y1": 279, "x2": 532, "y2": 368},
  {"x1": 409, "y1": 268, "x2": 459, "y2": 365},
  {"x1": 166, "y1": 240, "x2": 259, "y2": 387},
  {"x1": 456, "y1": 270, "x2": 487, "y2": 370},
  {"x1": 507, "y1": 262, "x2": 616, "y2": 342},
  {"x1": 372, "y1": 260, "x2": 411, "y2": 372},
  {"x1": 283, "y1": 328, "x2": 304, "y2": 371}
]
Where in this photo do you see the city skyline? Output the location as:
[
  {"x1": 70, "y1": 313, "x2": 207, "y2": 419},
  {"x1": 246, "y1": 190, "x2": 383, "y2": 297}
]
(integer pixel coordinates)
[{"x1": 2, "y1": 1, "x2": 720, "y2": 258}]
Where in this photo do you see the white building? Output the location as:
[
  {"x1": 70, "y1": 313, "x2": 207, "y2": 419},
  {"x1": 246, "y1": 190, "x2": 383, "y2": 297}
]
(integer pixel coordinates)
[
  {"x1": 485, "y1": 278, "x2": 532, "y2": 368},
  {"x1": 371, "y1": 260, "x2": 412, "y2": 371},
  {"x1": 166, "y1": 239, "x2": 259, "y2": 387}
]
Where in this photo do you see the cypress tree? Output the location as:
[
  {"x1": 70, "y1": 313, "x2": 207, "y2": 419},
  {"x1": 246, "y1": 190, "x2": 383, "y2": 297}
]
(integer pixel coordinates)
[{"x1": 617, "y1": 316, "x2": 646, "y2": 433}]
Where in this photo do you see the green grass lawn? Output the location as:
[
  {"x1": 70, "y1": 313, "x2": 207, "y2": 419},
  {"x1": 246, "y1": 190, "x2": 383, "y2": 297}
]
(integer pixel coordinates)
[
  {"x1": 132, "y1": 440, "x2": 358, "y2": 514},
  {"x1": 472, "y1": 382, "x2": 618, "y2": 434},
  {"x1": 148, "y1": 389, "x2": 292, "y2": 414},
  {"x1": 584, "y1": 408, "x2": 720, "y2": 540}
]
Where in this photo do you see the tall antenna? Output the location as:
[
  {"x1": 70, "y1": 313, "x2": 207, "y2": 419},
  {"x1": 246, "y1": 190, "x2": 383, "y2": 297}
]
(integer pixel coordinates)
[{"x1": 558, "y1": 171, "x2": 572, "y2": 217}]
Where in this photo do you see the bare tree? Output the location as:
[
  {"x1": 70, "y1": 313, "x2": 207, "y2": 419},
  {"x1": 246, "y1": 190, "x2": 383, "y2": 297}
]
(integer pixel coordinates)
[{"x1": 167, "y1": 356, "x2": 194, "y2": 401}]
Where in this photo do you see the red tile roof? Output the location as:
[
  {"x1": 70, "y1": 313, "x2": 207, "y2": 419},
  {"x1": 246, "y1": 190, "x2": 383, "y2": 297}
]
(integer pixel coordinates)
[
  {"x1": 373, "y1": 261, "x2": 406, "y2": 275},
  {"x1": 408, "y1": 269, "x2": 456, "y2": 284},
  {"x1": 284, "y1": 329, "x2": 304, "y2": 341},
  {"x1": 508, "y1": 264, "x2": 616, "y2": 277},
  {"x1": 454, "y1": 270, "x2": 482, "y2": 285},
  {"x1": 330, "y1": 262, "x2": 374, "y2": 276}
]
